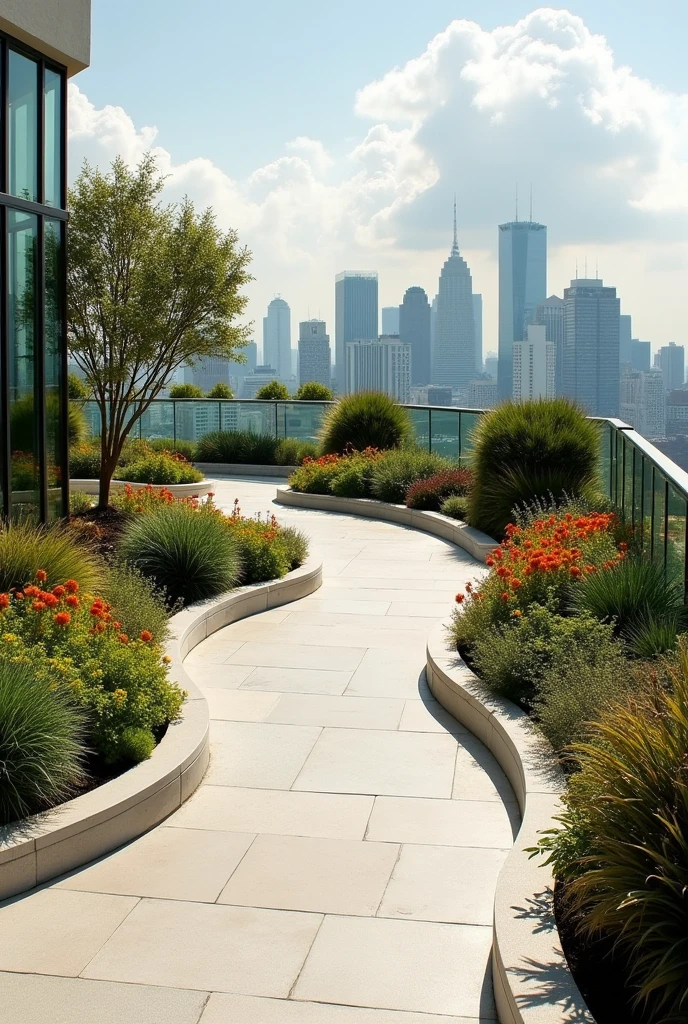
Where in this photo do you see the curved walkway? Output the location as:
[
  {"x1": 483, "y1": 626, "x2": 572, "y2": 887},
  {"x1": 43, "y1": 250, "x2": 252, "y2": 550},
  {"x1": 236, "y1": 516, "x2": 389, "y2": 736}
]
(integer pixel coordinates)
[{"x1": 0, "y1": 478, "x2": 518, "y2": 1024}]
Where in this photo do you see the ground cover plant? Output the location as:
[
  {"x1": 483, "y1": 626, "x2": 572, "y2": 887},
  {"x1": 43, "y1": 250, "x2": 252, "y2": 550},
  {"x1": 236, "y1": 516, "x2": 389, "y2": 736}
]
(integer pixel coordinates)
[
  {"x1": 195, "y1": 430, "x2": 315, "y2": 466},
  {"x1": 405, "y1": 468, "x2": 473, "y2": 511}
]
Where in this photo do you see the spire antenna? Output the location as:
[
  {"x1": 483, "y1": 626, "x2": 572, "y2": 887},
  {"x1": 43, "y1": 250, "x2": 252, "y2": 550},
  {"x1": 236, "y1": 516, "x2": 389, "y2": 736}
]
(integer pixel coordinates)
[{"x1": 452, "y1": 194, "x2": 459, "y2": 255}]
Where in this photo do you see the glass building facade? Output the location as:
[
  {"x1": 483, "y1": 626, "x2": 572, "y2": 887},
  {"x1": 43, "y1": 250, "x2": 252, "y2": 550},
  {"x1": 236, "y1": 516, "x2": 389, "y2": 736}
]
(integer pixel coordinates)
[
  {"x1": 497, "y1": 220, "x2": 547, "y2": 400},
  {"x1": 0, "y1": 34, "x2": 67, "y2": 521}
]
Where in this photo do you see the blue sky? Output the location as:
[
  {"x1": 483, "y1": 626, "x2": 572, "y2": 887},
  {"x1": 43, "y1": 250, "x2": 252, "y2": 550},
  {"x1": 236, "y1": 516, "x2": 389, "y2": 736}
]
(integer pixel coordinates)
[{"x1": 71, "y1": 3, "x2": 688, "y2": 353}]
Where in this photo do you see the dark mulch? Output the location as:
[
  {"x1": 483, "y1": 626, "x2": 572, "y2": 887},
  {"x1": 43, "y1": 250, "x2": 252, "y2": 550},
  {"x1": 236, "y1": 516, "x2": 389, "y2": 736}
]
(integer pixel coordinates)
[
  {"x1": 554, "y1": 881, "x2": 646, "y2": 1024},
  {"x1": 69, "y1": 505, "x2": 130, "y2": 561}
]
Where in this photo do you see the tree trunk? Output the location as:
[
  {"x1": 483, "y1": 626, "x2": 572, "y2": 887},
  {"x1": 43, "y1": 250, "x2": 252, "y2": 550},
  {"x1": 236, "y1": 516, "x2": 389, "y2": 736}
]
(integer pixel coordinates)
[{"x1": 98, "y1": 456, "x2": 116, "y2": 509}]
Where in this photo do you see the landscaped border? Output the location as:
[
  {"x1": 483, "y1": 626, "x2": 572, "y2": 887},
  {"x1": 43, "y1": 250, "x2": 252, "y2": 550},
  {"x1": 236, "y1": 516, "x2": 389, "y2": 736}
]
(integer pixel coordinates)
[
  {"x1": 275, "y1": 486, "x2": 495, "y2": 561},
  {"x1": 275, "y1": 485, "x2": 591, "y2": 1024},
  {"x1": 193, "y1": 462, "x2": 297, "y2": 478},
  {"x1": 0, "y1": 555, "x2": 322, "y2": 902},
  {"x1": 70, "y1": 479, "x2": 218, "y2": 498}
]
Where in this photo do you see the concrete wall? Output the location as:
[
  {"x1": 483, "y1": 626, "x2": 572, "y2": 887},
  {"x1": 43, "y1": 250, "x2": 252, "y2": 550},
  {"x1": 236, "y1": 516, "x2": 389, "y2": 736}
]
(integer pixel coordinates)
[{"x1": 0, "y1": 0, "x2": 91, "y2": 75}]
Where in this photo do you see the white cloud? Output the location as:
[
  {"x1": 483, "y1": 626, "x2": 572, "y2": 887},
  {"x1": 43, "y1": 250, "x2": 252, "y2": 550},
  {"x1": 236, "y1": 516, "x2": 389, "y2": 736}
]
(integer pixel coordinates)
[{"x1": 68, "y1": 8, "x2": 688, "y2": 352}]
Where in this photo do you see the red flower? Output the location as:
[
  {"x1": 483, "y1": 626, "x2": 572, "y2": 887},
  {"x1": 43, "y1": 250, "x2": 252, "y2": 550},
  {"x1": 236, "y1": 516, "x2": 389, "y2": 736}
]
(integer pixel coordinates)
[
  {"x1": 54, "y1": 611, "x2": 71, "y2": 626},
  {"x1": 65, "y1": 579, "x2": 79, "y2": 593},
  {"x1": 511, "y1": 578, "x2": 522, "y2": 590},
  {"x1": 569, "y1": 565, "x2": 582, "y2": 578},
  {"x1": 118, "y1": 633, "x2": 129, "y2": 644},
  {"x1": 32, "y1": 600, "x2": 47, "y2": 612},
  {"x1": 455, "y1": 593, "x2": 465, "y2": 603},
  {"x1": 465, "y1": 581, "x2": 472, "y2": 592},
  {"x1": 43, "y1": 593, "x2": 59, "y2": 608},
  {"x1": 140, "y1": 630, "x2": 153, "y2": 642},
  {"x1": 485, "y1": 557, "x2": 494, "y2": 567},
  {"x1": 36, "y1": 569, "x2": 47, "y2": 582},
  {"x1": 52, "y1": 585, "x2": 66, "y2": 597},
  {"x1": 0, "y1": 593, "x2": 9, "y2": 609},
  {"x1": 65, "y1": 595, "x2": 79, "y2": 608},
  {"x1": 619, "y1": 541, "x2": 628, "y2": 552},
  {"x1": 500, "y1": 592, "x2": 510, "y2": 602}
]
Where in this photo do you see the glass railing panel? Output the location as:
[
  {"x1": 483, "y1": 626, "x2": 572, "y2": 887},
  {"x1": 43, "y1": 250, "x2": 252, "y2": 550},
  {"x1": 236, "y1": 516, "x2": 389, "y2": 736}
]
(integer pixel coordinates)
[
  {"x1": 430, "y1": 409, "x2": 460, "y2": 460},
  {"x1": 598, "y1": 421, "x2": 612, "y2": 498},
  {"x1": 171, "y1": 401, "x2": 219, "y2": 442},
  {"x1": 407, "y1": 408, "x2": 430, "y2": 452},
  {"x1": 459, "y1": 412, "x2": 481, "y2": 461},
  {"x1": 139, "y1": 401, "x2": 174, "y2": 441},
  {"x1": 623, "y1": 436, "x2": 634, "y2": 518},
  {"x1": 632, "y1": 443, "x2": 644, "y2": 537},
  {"x1": 652, "y1": 469, "x2": 666, "y2": 564},
  {"x1": 642, "y1": 457, "x2": 654, "y2": 559},
  {"x1": 219, "y1": 401, "x2": 274, "y2": 435},
  {"x1": 279, "y1": 402, "x2": 328, "y2": 443},
  {"x1": 667, "y1": 485, "x2": 686, "y2": 589}
]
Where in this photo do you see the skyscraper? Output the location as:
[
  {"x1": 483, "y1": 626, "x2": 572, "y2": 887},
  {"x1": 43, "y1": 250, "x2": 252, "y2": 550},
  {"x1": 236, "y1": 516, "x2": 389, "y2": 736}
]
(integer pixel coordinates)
[
  {"x1": 262, "y1": 298, "x2": 292, "y2": 380},
  {"x1": 399, "y1": 286, "x2": 431, "y2": 386},
  {"x1": 381, "y1": 306, "x2": 400, "y2": 336},
  {"x1": 298, "y1": 320, "x2": 331, "y2": 389},
  {"x1": 432, "y1": 203, "x2": 476, "y2": 388},
  {"x1": 619, "y1": 314, "x2": 632, "y2": 366},
  {"x1": 535, "y1": 295, "x2": 565, "y2": 395},
  {"x1": 563, "y1": 278, "x2": 620, "y2": 417},
  {"x1": 472, "y1": 294, "x2": 483, "y2": 373},
  {"x1": 345, "y1": 337, "x2": 411, "y2": 402},
  {"x1": 335, "y1": 272, "x2": 378, "y2": 393},
  {"x1": 498, "y1": 219, "x2": 547, "y2": 399},
  {"x1": 659, "y1": 343, "x2": 685, "y2": 392},
  {"x1": 620, "y1": 370, "x2": 666, "y2": 439},
  {"x1": 513, "y1": 324, "x2": 555, "y2": 402}
]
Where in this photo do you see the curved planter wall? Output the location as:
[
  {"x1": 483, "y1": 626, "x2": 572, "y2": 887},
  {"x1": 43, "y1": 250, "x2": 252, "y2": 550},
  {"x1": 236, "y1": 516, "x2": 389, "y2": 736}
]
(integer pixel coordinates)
[
  {"x1": 193, "y1": 462, "x2": 297, "y2": 478},
  {"x1": 70, "y1": 479, "x2": 218, "y2": 498},
  {"x1": 0, "y1": 556, "x2": 322, "y2": 902},
  {"x1": 276, "y1": 486, "x2": 592, "y2": 1024}
]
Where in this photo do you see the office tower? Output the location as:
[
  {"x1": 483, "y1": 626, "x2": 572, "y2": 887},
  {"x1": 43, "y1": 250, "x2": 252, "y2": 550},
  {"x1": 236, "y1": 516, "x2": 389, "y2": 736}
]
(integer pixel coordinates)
[
  {"x1": 242, "y1": 365, "x2": 278, "y2": 398},
  {"x1": 298, "y1": 320, "x2": 331, "y2": 389},
  {"x1": 185, "y1": 356, "x2": 231, "y2": 393},
  {"x1": 667, "y1": 390, "x2": 688, "y2": 435},
  {"x1": 382, "y1": 306, "x2": 400, "y2": 336},
  {"x1": 563, "y1": 278, "x2": 620, "y2": 417},
  {"x1": 513, "y1": 324, "x2": 556, "y2": 402},
  {"x1": 659, "y1": 343, "x2": 685, "y2": 392},
  {"x1": 535, "y1": 295, "x2": 565, "y2": 395},
  {"x1": 630, "y1": 340, "x2": 651, "y2": 372},
  {"x1": 484, "y1": 352, "x2": 498, "y2": 380},
  {"x1": 467, "y1": 377, "x2": 498, "y2": 408},
  {"x1": 432, "y1": 203, "x2": 476, "y2": 388},
  {"x1": 399, "y1": 286, "x2": 431, "y2": 386},
  {"x1": 345, "y1": 337, "x2": 411, "y2": 402},
  {"x1": 472, "y1": 294, "x2": 483, "y2": 373},
  {"x1": 619, "y1": 314, "x2": 632, "y2": 366},
  {"x1": 335, "y1": 272, "x2": 378, "y2": 393},
  {"x1": 497, "y1": 218, "x2": 547, "y2": 399},
  {"x1": 620, "y1": 369, "x2": 666, "y2": 439},
  {"x1": 262, "y1": 298, "x2": 292, "y2": 380},
  {"x1": 427, "y1": 385, "x2": 453, "y2": 406}
]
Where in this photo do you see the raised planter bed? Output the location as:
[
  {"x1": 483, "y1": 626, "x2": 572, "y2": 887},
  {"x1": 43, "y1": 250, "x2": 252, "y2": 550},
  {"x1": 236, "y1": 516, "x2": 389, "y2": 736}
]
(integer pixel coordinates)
[
  {"x1": 193, "y1": 462, "x2": 297, "y2": 478},
  {"x1": 70, "y1": 479, "x2": 218, "y2": 498},
  {"x1": 0, "y1": 556, "x2": 322, "y2": 902}
]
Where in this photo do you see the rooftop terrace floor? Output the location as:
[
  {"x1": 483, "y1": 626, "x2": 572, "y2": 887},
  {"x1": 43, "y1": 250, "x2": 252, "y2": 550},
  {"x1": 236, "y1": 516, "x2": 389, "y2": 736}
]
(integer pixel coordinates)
[{"x1": 0, "y1": 478, "x2": 518, "y2": 1023}]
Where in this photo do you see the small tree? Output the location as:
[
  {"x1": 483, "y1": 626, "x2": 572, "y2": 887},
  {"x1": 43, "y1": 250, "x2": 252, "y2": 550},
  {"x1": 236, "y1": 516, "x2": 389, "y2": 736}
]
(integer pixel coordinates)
[
  {"x1": 68, "y1": 372, "x2": 90, "y2": 401},
  {"x1": 169, "y1": 383, "x2": 204, "y2": 398},
  {"x1": 255, "y1": 380, "x2": 290, "y2": 400},
  {"x1": 68, "y1": 154, "x2": 252, "y2": 506},
  {"x1": 296, "y1": 381, "x2": 333, "y2": 401},
  {"x1": 206, "y1": 382, "x2": 234, "y2": 399}
]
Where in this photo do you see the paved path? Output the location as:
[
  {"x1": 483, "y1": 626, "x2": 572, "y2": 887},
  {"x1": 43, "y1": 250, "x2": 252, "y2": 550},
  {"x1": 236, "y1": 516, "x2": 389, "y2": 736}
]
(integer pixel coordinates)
[{"x1": 0, "y1": 478, "x2": 518, "y2": 1023}]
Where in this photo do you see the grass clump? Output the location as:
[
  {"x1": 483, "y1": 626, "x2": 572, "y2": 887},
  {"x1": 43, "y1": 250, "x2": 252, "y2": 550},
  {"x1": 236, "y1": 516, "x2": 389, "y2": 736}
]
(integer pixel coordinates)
[
  {"x1": 467, "y1": 398, "x2": 600, "y2": 539},
  {"x1": 320, "y1": 392, "x2": 411, "y2": 455},
  {"x1": 114, "y1": 452, "x2": 203, "y2": 485},
  {"x1": 119, "y1": 503, "x2": 241, "y2": 606},
  {"x1": 274, "y1": 439, "x2": 319, "y2": 466},
  {"x1": 102, "y1": 563, "x2": 171, "y2": 643},
  {"x1": 572, "y1": 556, "x2": 685, "y2": 636},
  {"x1": 440, "y1": 495, "x2": 468, "y2": 520},
  {"x1": 369, "y1": 449, "x2": 452, "y2": 504},
  {"x1": 0, "y1": 522, "x2": 105, "y2": 593},
  {"x1": 405, "y1": 468, "x2": 473, "y2": 511},
  {"x1": 195, "y1": 430, "x2": 278, "y2": 465},
  {"x1": 145, "y1": 438, "x2": 197, "y2": 461},
  {"x1": 0, "y1": 659, "x2": 86, "y2": 825}
]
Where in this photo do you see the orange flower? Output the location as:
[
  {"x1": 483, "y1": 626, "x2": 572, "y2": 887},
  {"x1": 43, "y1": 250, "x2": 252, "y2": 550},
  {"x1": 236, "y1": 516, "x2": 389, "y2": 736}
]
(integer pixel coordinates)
[
  {"x1": 485, "y1": 557, "x2": 494, "y2": 567},
  {"x1": 65, "y1": 595, "x2": 79, "y2": 608},
  {"x1": 465, "y1": 581, "x2": 472, "y2": 592},
  {"x1": 512, "y1": 609, "x2": 522, "y2": 618},
  {"x1": 0, "y1": 593, "x2": 9, "y2": 610},
  {"x1": 569, "y1": 565, "x2": 582, "y2": 578},
  {"x1": 32, "y1": 600, "x2": 47, "y2": 612},
  {"x1": 52, "y1": 585, "x2": 66, "y2": 597},
  {"x1": 54, "y1": 611, "x2": 70, "y2": 626},
  {"x1": 36, "y1": 569, "x2": 47, "y2": 582},
  {"x1": 455, "y1": 593, "x2": 465, "y2": 604},
  {"x1": 65, "y1": 579, "x2": 79, "y2": 593},
  {"x1": 42, "y1": 593, "x2": 59, "y2": 608},
  {"x1": 511, "y1": 578, "x2": 522, "y2": 590},
  {"x1": 14, "y1": 591, "x2": 24, "y2": 601},
  {"x1": 500, "y1": 592, "x2": 510, "y2": 602},
  {"x1": 118, "y1": 633, "x2": 129, "y2": 644},
  {"x1": 140, "y1": 630, "x2": 153, "y2": 642}
]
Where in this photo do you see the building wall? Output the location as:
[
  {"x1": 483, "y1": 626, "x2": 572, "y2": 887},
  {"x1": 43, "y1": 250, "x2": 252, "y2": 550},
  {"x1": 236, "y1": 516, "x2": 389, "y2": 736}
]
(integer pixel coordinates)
[
  {"x1": 381, "y1": 306, "x2": 399, "y2": 335},
  {"x1": 659, "y1": 343, "x2": 685, "y2": 392},
  {"x1": 432, "y1": 248, "x2": 475, "y2": 389},
  {"x1": 621, "y1": 369, "x2": 666, "y2": 439},
  {"x1": 497, "y1": 220, "x2": 547, "y2": 399},
  {"x1": 472, "y1": 294, "x2": 483, "y2": 374},
  {"x1": 399, "y1": 286, "x2": 431, "y2": 387},
  {"x1": 263, "y1": 298, "x2": 292, "y2": 381},
  {"x1": 345, "y1": 338, "x2": 410, "y2": 401},
  {"x1": 562, "y1": 278, "x2": 620, "y2": 417},
  {"x1": 535, "y1": 295, "x2": 564, "y2": 395},
  {"x1": 298, "y1": 320, "x2": 331, "y2": 389},
  {"x1": 0, "y1": 0, "x2": 90, "y2": 74},
  {"x1": 512, "y1": 325, "x2": 555, "y2": 402},
  {"x1": 334, "y1": 272, "x2": 378, "y2": 394}
]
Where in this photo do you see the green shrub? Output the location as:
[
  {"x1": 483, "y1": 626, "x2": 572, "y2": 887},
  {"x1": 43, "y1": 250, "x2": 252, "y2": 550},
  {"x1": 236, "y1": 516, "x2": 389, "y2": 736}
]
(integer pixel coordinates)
[
  {"x1": 69, "y1": 491, "x2": 94, "y2": 515},
  {"x1": 405, "y1": 468, "x2": 473, "y2": 511},
  {"x1": 288, "y1": 457, "x2": 343, "y2": 494},
  {"x1": 320, "y1": 391, "x2": 411, "y2": 455},
  {"x1": 68, "y1": 372, "x2": 90, "y2": 400},
  {"x1": 369, "y1": 449, "x2": 450, "y2": 504},
  {"x1": 119, "y1": 438, "x2": 154, "y2": 465},
  {"x1": 102, "y1": 563, "x2": 170, "y2": 644},
  {"x1": 114, "y1": 453, "x2": 203, "y2": 485},
  {"x1": 330, "y1": 461, "x2": 372, "y2": 498},
  {"x1": 274, "y1": 438, "x2": 319, "y2": 466},
  {"x1": 119, "y1": 503, "x2": 241, "y2": 606},
  {"x1": 223, "y1": 506, "x2": 308, "y2": 583},
  {"x1": 624, "y1": 611, "x2": 683, "y2": 658},
  {"x1": 12, "y1": 394, "x2": 88, "y2": 451},
  {"x1": 296, "y1": 382, "x2": 333, "y2": 400},
  {"x1": 0, "y1": 659, "x2": 86, "y2": 824},
  {"x1": 255, "y1": 380, "x2": 290, "y2": 400},
  {"x1": 206, "y1": 382, "x2": 233, "y2": 398},
  {"x1": 573, "y1": 556, "x2": 686, "y2": 635},
  {"x1": 169, "y1": 383, "x2": 203, "y2": 398},
  {"x1": 69, "y1": 441, "x2": 101, "y2": 479},
  {"x1": 117, "y1": 726, "x2": 156, "y2": 763},
  {"x1": 467, "y1": 399, "x2": 600, "y2": 539},
  {"x1": 195, "y1": 430, "x2": 279, "y2": 465},
  {"x1": 279, "y1": 526, "x2": 309, "y2": 570},
  {"x1": 470, "y1": 604, "x2": 618, "y2": 708},
  {"x1": 0, "y1": 522, "x2": 105, "y2": 593},
  {"x1": 145, "y1": 438, "x2": 197, "y2": 461},
  {"x1": 535, "y1": 643, "x2": 688, "y2": 1020},
  {"x1": 441, "y1": 495, "x2": 468, "y2": 520}
]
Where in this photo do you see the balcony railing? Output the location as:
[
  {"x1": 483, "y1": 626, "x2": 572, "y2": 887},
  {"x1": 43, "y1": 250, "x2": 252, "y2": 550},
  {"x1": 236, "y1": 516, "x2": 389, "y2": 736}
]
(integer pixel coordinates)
[{"x1": 81, "y1": 399, "x2": 688, "y2": 597}]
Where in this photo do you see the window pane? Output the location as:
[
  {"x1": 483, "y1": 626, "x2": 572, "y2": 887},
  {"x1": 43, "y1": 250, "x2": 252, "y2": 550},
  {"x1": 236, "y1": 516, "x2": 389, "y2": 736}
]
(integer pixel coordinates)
[
  {"x1": 44, "y1": 68, "x2": 63, "y2": 208},
  {"x1": 8, "y1": 209, "x2": 39, "y2": 519},
  {"x1": 9, "y1": 50, "x2": 38, "y2": 202},
  {"x1": 45, "y1": 219, "x2": 65, "y2": 518}
]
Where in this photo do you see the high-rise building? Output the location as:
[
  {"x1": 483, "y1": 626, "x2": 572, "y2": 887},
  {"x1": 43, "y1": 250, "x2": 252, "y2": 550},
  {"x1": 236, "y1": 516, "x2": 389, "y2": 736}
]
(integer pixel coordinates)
[
  {"x1": 619, "y1": 314, "x2": 632, "y2": 366},
  {"x1": 467, "y1": 377, "x2": 498, "y2": 409},
  {"x1": 345, "y1": 337, "x2": 411, "y2": 402},
  {"x1": 513, "y1": 324, "x2": 556, "y2": 402},
  {"x1": 381, "y1": 306, "x2": 400, "y2": 336},
  {"x1": 534, "y1": 295, "x2": 564, "y2": 395},
  {"x1": 620, "y1": 370, "x2": 666, "y2": 439},
  {"x1": 629, "y1": 340, "x2": 651, "y2": 372},
  {"x1": 497, "y1": 219, "x2": 547, "y2": 399},
  {"x1": 667, "y1": 390, "x2": 688, "y2": 436},
  {"x1": 185, "y1": 356, "x2": 231, "y2": 393},
  {"x1": 399, "y1": 286, "x2": 431, "y2": 386},
  {"x1": 432, "y1": 203, "x2": 476, "y2": 388},
  {"x1": 242, "y1": 365, "x2": 278, "y2": 399},
  {"x1": 262, "y1": 298, "x2": 292, "y2": 380},
  {"x1": 484, "y1": 352, "x2": 498, "y2": 380},
  {"x1": 562, "y1": 278, "x2": 620, "y2": 417},
  {"x1": 335, "y1": 272, "x2": 378, "y2": 393},
  {"x1": 298, "y1": 320, "x2": 331, "y2": 389},
  {"x1": 472, "y1": 294, "x2": 483, "y2": 373},
  {"x1": 659, "y1": 343, "x2": 685, "y2": 392}
]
